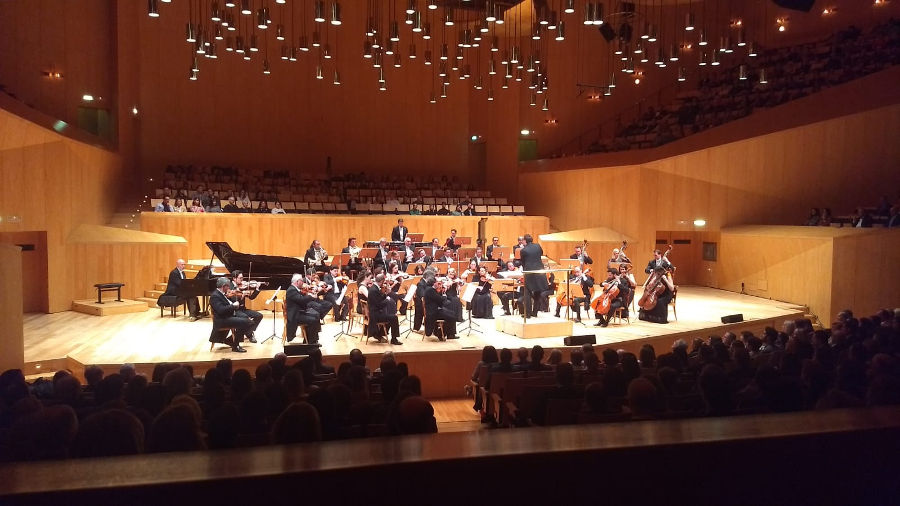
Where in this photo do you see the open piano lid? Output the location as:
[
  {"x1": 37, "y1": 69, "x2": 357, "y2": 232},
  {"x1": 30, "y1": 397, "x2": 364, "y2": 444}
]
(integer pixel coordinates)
[{"x1": 206, "y1": 241, "x2": 307, "y2": 289}]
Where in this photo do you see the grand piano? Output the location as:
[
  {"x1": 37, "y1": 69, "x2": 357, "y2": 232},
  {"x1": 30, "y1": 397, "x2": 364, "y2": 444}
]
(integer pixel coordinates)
[{"x1": 175, "y1": 242, "x2": 308, "y2": 309}]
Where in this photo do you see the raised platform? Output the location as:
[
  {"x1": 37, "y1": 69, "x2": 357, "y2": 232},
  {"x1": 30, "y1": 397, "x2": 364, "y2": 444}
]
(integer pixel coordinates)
[
  {"x1": 71, "y1": 299, "x2": 149, "y2": 316},
  {"x1": 495, "y1": 314, "x2": 573, "y2": 339},
  {"x1": 26, "y1": 286, "x2": 806, "y2": 398}
]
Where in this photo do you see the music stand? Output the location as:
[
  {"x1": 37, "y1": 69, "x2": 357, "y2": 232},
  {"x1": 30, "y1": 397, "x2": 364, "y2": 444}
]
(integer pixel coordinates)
[
  {"x1": 408, "y1": 233, "x2": 424, "y2": 242},
  {"x1": 399, "y1": 276, "x2": 421, "y2": 338},
  {"x1": 359, "y1": 247, "x2": 380, "y2": 270},
  {"x1": 457, "y1": 282, "x2": 482, "y2": 335},
  {"x1": 333, "y1": 281, "x2": 357, "y2": 340},
  {"x1": 260, "y1": 288, "x2": 282, "y2": 344},
  {"x1": 491, "y1": 246, "x2": 509, "y2": 262},
  {"x1": 457, "y1": 247, "x2": 476, "y2": 261}
]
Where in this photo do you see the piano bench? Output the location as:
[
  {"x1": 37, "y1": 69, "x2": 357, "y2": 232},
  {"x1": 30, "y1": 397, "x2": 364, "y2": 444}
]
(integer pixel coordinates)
[{"x1": 157, "y1": 295, "x2": 186, "y2": 318}]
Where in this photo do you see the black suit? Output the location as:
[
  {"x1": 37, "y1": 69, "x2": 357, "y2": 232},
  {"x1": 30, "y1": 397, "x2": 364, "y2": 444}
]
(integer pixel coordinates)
[
  {"x1": 228, "y1": 281, "x2": 263, "y2": 340},
  {"x1": 368, "y1": 288, "x2": 401, "y2": 339},
  {"x1": 164, "y1": 268, "x2": 201, "y2": 317},
  {"x1": 391, "y1": 225, "x2": 408, "y2": 242},
  {"x1": 373, "y1": 247, "x2": 391, "y2": 271},
  {"x1": 645, "y1": 258, "x2": 672, "y2": 275},
  {"x1": 424, "y1": 286, "x2": 458, "y2": 338},
  {"x1": 209, "y1": 289, "x2": 251, "y2": 347},
  {"x1": 413, "y1": 277, "x2": 429, "y2": 330},
  {"x1": 323, "y1": 273, "x2": 350, "y2": 321},
  {"x1": 519, "y1": 241, "x2": 549, "y2": 317},
  {"x1": 285, "y1": 285, "x2": 321, "y2": 343},
  {"x1": 304, "y1": 247, "x2": 328, "y2": 272},
  {"x1": 570, "y1": 253, "x2": 593, "y2": 265}
]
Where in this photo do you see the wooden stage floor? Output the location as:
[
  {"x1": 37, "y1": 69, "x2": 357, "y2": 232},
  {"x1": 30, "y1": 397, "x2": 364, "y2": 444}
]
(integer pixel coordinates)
[{"x1": 22, "y1": 286, "x2": 806, "y2": 397}]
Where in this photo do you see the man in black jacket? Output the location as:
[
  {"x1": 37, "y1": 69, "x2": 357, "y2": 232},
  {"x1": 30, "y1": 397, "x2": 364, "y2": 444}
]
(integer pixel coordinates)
[
  {"x1": 285, "y1": 274, "x2": 322, "y2": 344},
  {"x1": 209, "y1": 277, "x2": 251, "y2": 353},
  {"x1": 391, "y1": 218, "x2": 409, "y2": 242},
  {"x1": 367, "y1": 274, "x2": 403, "y2": 345},
  {"x1": 424, "y1": 280, "x2": 458, "y2": 340},
  {"x1": 519, "y1": 234, "x2": 549, "y2": 318},
  {"x1": 228, "y1": 270, "x2": 263, "y2": 343},
  {"x1": 163, "y1": 259, "x2": 202, "y2": 320}
]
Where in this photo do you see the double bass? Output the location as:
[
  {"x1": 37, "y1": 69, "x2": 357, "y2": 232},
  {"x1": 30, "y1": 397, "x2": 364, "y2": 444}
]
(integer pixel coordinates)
[{"x1": 638, "y1": 245, "x2": 673, "y2": 311}]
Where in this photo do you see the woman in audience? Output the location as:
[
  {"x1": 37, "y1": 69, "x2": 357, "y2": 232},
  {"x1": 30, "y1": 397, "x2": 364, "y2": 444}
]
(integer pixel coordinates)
[
  {"x1": 189, "y1": 198, "x2": 205, "y2": 213},
  {"x1": 256, "y1": 200, "x2": 270, "y2": 213},
  {"x1": 819, "y1": 208, "x2": 833, "y2": 227},
  {"x1": 238, "y1": 190, "x2": 252, "y2": 209},
  {"x1": 805, "y1": 208, "x2": 820, "y2": 226},
  {"x1": 172, "y1": 198, "x2": 187, "y2": 212},
  {"x1": 271, "y1": 201, "x2": 286, "y2": 214}
]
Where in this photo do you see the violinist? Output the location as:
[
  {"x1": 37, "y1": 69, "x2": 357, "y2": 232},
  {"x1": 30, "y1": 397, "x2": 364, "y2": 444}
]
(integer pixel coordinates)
[
  {"x1": 471, "y1": 265, "x2": 495, "y2": 319},
  {"x1": 373, "y1": 237, "x2": 391, "y2": 271},
  {"x1": 472, "y1": 246, "x2": 489, "y2": 265},
  {"x1": 387, "y1": 261, "x2": 411, "y2": 313},
  {"x1": 367, "y1": 274, "x2": 403, "y2": 345},
  {"x1": 285, "y1": 274, "x2": 322, "y2": 344},
  {"x1": 227, "y1": 270, "x2": 264, "y2": 343},
  {"x1": 402, "y1": 237, "x2": 416, "y2": 268},
  {"x1": 424, "y1": 276, "x2": 459, "y2": 340},
  {"x1": 412, "y1": 267, "x2": 437, "y2": 331},
  {"x1": 323, "y1": 265, "x2": 350, "y2": 322},
  {"x1": 594, "y1": 265, "x2": 635, "y2": 327},
  {"x1": 554, "y1": 266, "x2": 593, "y2": 323}
]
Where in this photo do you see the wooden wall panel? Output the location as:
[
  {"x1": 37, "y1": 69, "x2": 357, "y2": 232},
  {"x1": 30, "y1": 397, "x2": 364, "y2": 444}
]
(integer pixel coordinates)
[
  {"x1": 0, "y1": 244, "x2": 25, "y2": 371},
  {"x1": 0, "y1": 232, "x2": 48, "y2": 312},
  {"x1": 140, "y1": 213, "x2": 549, "y2": 271},
  {"x1": 830, "y1": 231, "x2": 900, "y2": 322}
]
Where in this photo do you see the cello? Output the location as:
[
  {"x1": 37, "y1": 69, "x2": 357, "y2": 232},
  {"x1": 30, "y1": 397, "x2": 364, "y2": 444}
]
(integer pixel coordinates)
[
  {"x1": 638, "y1": 245, "x2": 673, "y2": 311},
  {"x1": 591, "y1": 275, "x2": 620, "y2": 315}
]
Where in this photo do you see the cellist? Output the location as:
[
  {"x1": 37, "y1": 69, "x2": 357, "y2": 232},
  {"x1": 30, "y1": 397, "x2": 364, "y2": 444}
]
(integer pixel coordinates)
[
  {"x1": 554, "y1": 266, "x2": 593, "y2": 323},
  {"x1": 594, "y1": 265, "x2": 635, "y2": 327}
]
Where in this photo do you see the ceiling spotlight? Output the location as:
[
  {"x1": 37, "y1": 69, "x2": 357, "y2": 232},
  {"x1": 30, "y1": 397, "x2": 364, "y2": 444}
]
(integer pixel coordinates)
[{"x1": 148, "y1": 0, "x2": 159, "y2": 17}]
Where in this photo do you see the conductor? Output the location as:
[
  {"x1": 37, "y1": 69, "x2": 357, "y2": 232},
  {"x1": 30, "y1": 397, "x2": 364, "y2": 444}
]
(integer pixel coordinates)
[{"x1": 518, "y1": 234, "x2": 549, "y2": 318}]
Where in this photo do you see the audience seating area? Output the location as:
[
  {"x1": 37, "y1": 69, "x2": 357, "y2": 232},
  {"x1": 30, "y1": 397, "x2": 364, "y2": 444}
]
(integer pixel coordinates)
[
  {"x1": 470, "y1": 307, "x2": 900, "y2": 429},
  {"x1": 588, "y1": 21, "x2": 900, "y2": 153},
  {"x1": 149, "y1": 169, "x2": 525, "y2": 216},
  {"x1": 804, "y1": 196, "x2": 900, "y2": 228}
]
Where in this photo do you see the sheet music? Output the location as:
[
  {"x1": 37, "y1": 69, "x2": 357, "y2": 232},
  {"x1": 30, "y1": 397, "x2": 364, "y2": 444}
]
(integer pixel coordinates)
[
  {"x1": 335, "y1": 285, "x2": 348, "y2": 305},
  {"x1": 461, "y1": 282, "x2": 478, "y2": 303},
  {"x1": 497, "y1": 270, "x2": 523, "y2": 279},
  {"x1": 266, "y1": 287, "x2": 282, "y2": 304},
  {"x1": 403, "y1": 284, "x2": 417, "y2": 303}
]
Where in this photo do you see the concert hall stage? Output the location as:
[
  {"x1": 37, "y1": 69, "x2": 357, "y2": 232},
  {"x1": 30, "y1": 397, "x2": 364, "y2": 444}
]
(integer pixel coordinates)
[{"x1": 23, "y1": 286, "x2": 806, "y2": 398}]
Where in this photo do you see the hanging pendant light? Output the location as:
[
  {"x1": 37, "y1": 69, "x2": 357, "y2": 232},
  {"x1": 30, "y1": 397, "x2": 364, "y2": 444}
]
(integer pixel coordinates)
[
  {"x1": 331, "y1": 2, "x2": 342, "y2": 25},
  {"x1": 698, "y1": 51, "x2": 708, "y2": 65},
  {"x1": 440, "y1": 43, "x2": 448, "y2": 60},
  {"x1": 555, "y1": 20, "x2": 565, "y2": 41},
  {"x1": 409, "y1": 43, "x2": 417, "y2": 59},
  {"x1": 609, "y1": 72, "x2": 617, "y2": 88},
  {"x1": 257, "y1": 8, "x2": 268, "y2": 29},
  {"x1": 390, "y1": 21, "x2": 400, "y2": 42},
  {"x1": 262, "y1": 59, "x2": 271, "y2": 74},
  {"x1": 594, "y1": 3, "x2": 604, "y2": 25},
  {"x1": 300, "y1": 35, "x2": 309, "y2": 51},
  {"x1": 225, "y1": 36, "x2": 234, "y2": 51},
  {"x1": 424, "y1": 49, "x2": 432, "y2": 64},
  {"x1": 316, "y1": 64, "x2": 324, "y2": 79},
  {"x1": 648, "y1": 24, "x2": 657, "y2": 42},
  {"x1": 413, "y1": 11, "x2": 423, "y2": 32},
  {"x1": 189, "y1": 69, "x2": 198, "y2": 80},
  {"x1": 678, "y1": 67, "x2": 686, "y2": 81},
  {"x1": 698, "y1": 30, "x2": 708, "y2": 46},
  {"x1": 710, "y1": 51, "x2": 720, "y2": 65},
  {"x1": 758, "y1": 67, "x2": 768, "y2": 84},
  {"x1": 148, "y1": 0, "x2": 159, "y2": 17},
  {"x1": 394, "y1": 53, "x2": 402, "y2": 67},
  {"x1": 440, "y1": 82, "x2": 448, "y2": 98},
  {"x1": 373, "y1": 52, "x2": 382, "y2": 68},
  {"x1": 685, "y1": 12, "x2": 695, "y2": 31},
  {"x1": 444, "y1": 8, "x2": 454, "y2": 26},
  {"x1": 748, "y1": 41, "x2": 758, "y2": 57},
  {"x1": 603, "y1": 86, "x2": 611, "y2": 96},
  {"x1": 548, "y1": 11, "x2": 558, "y2": 30},
  {"x1": 211, "y1": 2, "x2": 221, "y2": 21},
  {"x1": 186, "y1": 23, "x2": 196, "y2": 42},
  {"x1": 235, "y1": 36, "x2": 245, "y2": 53},
  {"x1": 669, "y1": 44, "x2": 679, "y2": 61},
  {"x1": 489, "y1": 59, "x2": 497, "y2": 75},
  {"x1": 565, "y1": 0, "x2": 575, "y2": 14},
  {"x1": 429, "y1": 91, "x2": 437, "y2": 104},
  {"x1": 290, "y1": 47, "x2": 298, "y2": 61},
  {"x1": 738, "y1": 64, "x2": 748, "y2": 80},
  {"x1": 487, "y1": 87, "x2": 494, "y2": 101},
  {"x1": 314, "y1": 1, "x2": 325, "y2": 22},
  {"x1": 250, "y1": 33, "x2": 259, "y2": 51},
  {"x1": 530, "y1": 93, "x2": 537, "y2": 106},
  {"x1": 323, "y1": 44, "x2": 332, "y2": 59},
  {"x1": 584, "y1": 3, "x2": 594, "y2": 25},
  {"x1": 240, "y1": 0, "x2": 251, "y2": 15},
  {"x1": 423, "y1": 22, "x2": 432, "y2": 39},
  {"x1": 280, "y1": 45, "x2": 290, "y2": 60},
  {"x1": 333, "y1": 70, "x2": 341, "y2": 85},
  {"x1": 312, "y1": 31, "x2": 321, "y2": 47},
  {"x1": 542, "y1": 98, "x2": 549, "y2": 111}
]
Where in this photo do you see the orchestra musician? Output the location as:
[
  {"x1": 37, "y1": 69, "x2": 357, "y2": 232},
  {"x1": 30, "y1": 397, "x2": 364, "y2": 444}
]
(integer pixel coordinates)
[
  {"x1": 341, "y1": 237, "x2": 363, "y2": 274},
  {"x1": 304, "y1": 240, "x2": 329, "y2": 273},
  {"x1": 429, "y1": 237, "x2": 442, "y2": 260},
  {"x1": 228, "y1": 270, "x2": 264, "y2": 343},
  {"x1": 486, "y1": 236, "x2": 503, "y2": 267},
  {"x1": 387, "y1": 261, "x2": 411, "y2": 314},
  {"x1": 424, "y1": 276, "x2": 459, "y2": 340},
  {"x1": 610, "y1": 246, "x2": 632, "y2": 265},
  {"x1": 401, "y1": 237, "x2": 416, "y2": 269},
  {"x1": 645, "y1": 249, "x2": 672, "y2": 274},
  {"x1": 391, "y1": 218, "x2": 409, "y2": 242},
  {"x1": 571, "y1": 244, "x2": 593, "y2": 266},
  {"x1": 471, "y1": 265, "x2": 495, "y2": 319},
  {"x1": 209, "y1": 277, "x2": 251, "y2": 353},
  {"x1": 497, "y1": 261, "x2": 523, "y2": 316},
  {"x1": 373, "y1": 237, "x2": 391, "y2": 271},
  {"x1": 512, "y1": 236, "x2": 526, "y2": 256},
  {"x1": 638, "y1": 265, "x2": 675, "y2": 324},
  {"x1": 323, "y1": 265, "x2": 351, "y2": 322},
  {"x1": 472, "y1": 246, "x2": 489, "y2": 265},
  {"x1": 554, "y1": 266, "x2": 593, "y2": 323},
  {"x1": 163, "y1": 258, "x2": 202, "y2": 321},
  {"x1": 445, "y1": 228, "x2": 461, "y2": 251},
  {"x1": 285, "y1": 274, "x2": 322, "y2": 344},
  {"x1": 519, "y1": 234, "x2": 549, "y2": 318},
  {"x1": 413, "y1": 247, "x2": 429, "y2": 265},
  {"x1": 412, "y1": 267, "x2": 436, "y2": 331},
  {"x1": 536, "y1": 260, "x2": 556, "y2": 313},
  {"x1": 367, "y1": 274, "x2": 404, "y2": 345},
  {"x1": 594, "y1": 265, "x2": 636, "y2": 327}
]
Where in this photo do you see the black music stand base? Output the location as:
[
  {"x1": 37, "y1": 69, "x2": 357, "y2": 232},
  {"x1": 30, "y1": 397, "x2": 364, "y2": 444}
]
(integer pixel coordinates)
[{"x1": 458, "y1": 307, "x2": 483, "y2": 336}]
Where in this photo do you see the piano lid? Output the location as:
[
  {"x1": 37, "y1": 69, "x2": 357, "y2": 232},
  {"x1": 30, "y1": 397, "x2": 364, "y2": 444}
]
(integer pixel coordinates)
[{"x1": 206, "y1": 242, "x2": 307, "y2": 289}]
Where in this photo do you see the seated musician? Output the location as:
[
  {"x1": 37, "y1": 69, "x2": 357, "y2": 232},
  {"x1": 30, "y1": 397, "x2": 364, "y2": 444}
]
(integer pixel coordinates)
[
  {"x1": 638, "y1": 266, "x2": 675, "y2": 324},
  {"x1": 607, "y1": 246, "x2": 632, "y2": 270},
  {"x1": 555, "y1": 266, "x2": 593, "y2": 323},
  {"x1": 512, "y1": 236, "x2": 526, "y2": 257},
  {"x1": 402, "y1": 237, "x2": 416, "y2": 268},
  {"x1": 472, "y1": 246, "x2": 489, "y2": 264},
  {"x1": 644, "y1": 249, "x2": 671, "y2": 274},
  {"x1": 304, "y1": 239, "x2": 329, "y2": 273},
  {"x1": 306, "y1": 271, "x2": 336, "y2": 320},
  {"x1": 163, "y1": 259, "x2": 202, "y2": 321},
  {"x1": 412, "y1": 248, "x2": 429, "y2": 265},
  {"x1": 424, "y1": 277, "x2": 459, "y2": 340},
  {"x1": 497, "y1": 261, "x2": 523, "y2": 316},
  {"x1": 209, "y1": 277, "x2": 251, "y2": 353},
  {"x1": 323, "y1": 265, "x2": 350, "y2": 322},
  {"x1": 594, "y1": 266, "x2": 636, "y2": 327},
  {"x1": 367, "y1": 274, "x2": 403, "y2": 345},
  {"x1": 429, "y1": 237, "x2": 442, "y2": 260},
  {"x1": 471, "y1": 265, "x2": 495, "y2": 319},
  {"x1": 387, "y1": 261, "x2": 411, "y2": 314},
  {"x1": 571, "y1": 245, "x2": 593, "y2": 265},
  {"x1": 412, "y1": 267, "x2": 436, "y2": 331},
  {"x1": 285, "y1": 274, "x2": 322, "y2": 344},
  {"x1": 228, "y1": 270, "x2": 264, "y2": 343},
  {"x1": 444, "y1": 228, "x2": 461, "y2": 251},
  {"x1": 340, "y1": 237, "x2": 363, "y2": 276},
  {"x1": 373, "y1": 237, "x2": 391, "y2": 271},
  {"x1": 536, "y1": 260, "x2": 556, "y2": 313}
]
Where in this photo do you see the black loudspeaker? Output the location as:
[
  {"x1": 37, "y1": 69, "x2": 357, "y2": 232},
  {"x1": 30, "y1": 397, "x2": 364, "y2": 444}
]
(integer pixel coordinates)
[
  {"x1": 721, "y1": 314, "x2": 744, "y2": 324},
  {"x1": 620, "y1": 2, "x2": 636, "y2": 14},
  {"x1": 772, "y1": 0, "x2": 815, "y2": 12},
  {"x1": 598, "y1": 23, "x2": 617, "y2": 42},
  {"x1": 564, "y1": 334, "x2": 597, "y2": 346},
  {"x1": 284, "y1": 343, "x2": 321, "y2": 356}
]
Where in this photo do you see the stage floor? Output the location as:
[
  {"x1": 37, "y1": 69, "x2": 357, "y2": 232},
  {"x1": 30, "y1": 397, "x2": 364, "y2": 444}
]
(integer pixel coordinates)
[{"x1": 23, "y1": 286, "x2": 806, "y2": 377}]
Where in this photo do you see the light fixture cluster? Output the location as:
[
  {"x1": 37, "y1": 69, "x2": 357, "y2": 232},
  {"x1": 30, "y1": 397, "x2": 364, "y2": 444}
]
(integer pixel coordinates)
[{"x1": 149, "y1": 0, "x2": 780, "y2": 109}]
